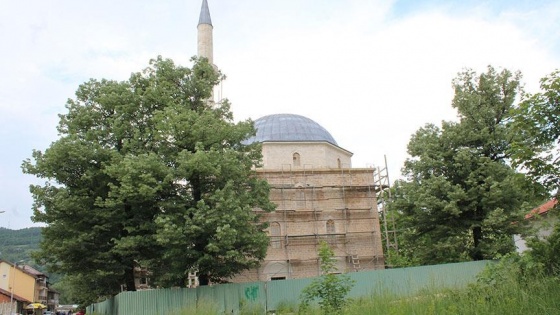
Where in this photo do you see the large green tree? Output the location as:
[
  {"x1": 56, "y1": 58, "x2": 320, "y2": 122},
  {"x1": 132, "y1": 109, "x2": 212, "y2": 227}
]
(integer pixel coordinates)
[
  {"x1": 511, "y1": 70, "x2": 560, "y2": 192},
  {"x1": 509, "y1": 71, "x2": 560, "y2": 279},
  {"x1": 22, "y1": 56, "x2": 274, "y2": 303},
  {"x1": 390, "y1": 66, "x2": 545, "y2": 265}
]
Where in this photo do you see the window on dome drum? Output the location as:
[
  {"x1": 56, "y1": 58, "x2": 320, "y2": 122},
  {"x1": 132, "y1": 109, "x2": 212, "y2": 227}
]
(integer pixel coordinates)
[
  {"x1": 270, "y1": 222, "x2": 282, "y2": 249},
  {"x1": 326, "y1": 219, "x2": 336, "y2": 245},
  {"x1": 293, "y1": 152, "x2": 301, "y2": 167}
]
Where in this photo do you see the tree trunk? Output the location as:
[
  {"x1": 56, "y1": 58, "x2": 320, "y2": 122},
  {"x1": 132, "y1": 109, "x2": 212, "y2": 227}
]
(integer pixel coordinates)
[
  {"x1": 124, "y1": 263, "x2": 137, "y2": 291},
  {"x1": 471, "y1": 226, "x2": 484, "y2": 261}
]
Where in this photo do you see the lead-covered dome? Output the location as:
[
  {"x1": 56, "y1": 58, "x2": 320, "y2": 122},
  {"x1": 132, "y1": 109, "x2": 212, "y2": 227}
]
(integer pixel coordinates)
[{"x1": 245, "y1": 114, "x2": 338, "y2": 146}]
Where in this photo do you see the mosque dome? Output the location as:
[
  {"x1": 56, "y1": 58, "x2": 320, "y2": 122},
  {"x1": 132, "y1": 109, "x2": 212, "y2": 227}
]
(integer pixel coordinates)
[{"x1": 245, "y1": 114, "x2": 338, "y2": 146}]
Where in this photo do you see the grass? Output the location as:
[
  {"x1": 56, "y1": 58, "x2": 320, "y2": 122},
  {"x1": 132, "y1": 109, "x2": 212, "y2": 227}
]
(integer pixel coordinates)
[
  {"x1": 140, "y1": 277, "x2": 560, "y2": 315},
  {"x1": 153, "y1": 275, "x2": 560, "y2": 314},
  {"x1": 88, "y1": 262, "x2": 560, "y2": 314},
  {"x1": 338, "y1": 274, "x2": 560, "y2": 315},
  {"x1": 238, "y1": 299, "x2": 265, "y2": 315},
  {"x1": 89, "y1": 276, "x2": 560, "y2": 315}
]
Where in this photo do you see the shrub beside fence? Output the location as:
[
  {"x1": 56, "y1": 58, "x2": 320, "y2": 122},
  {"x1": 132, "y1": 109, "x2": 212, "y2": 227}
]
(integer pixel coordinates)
[{"x1": 87, "y1": 260, "x2": 491, "y2": 315}]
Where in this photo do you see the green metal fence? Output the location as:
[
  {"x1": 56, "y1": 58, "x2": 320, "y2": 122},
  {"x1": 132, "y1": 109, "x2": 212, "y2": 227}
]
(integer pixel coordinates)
[{"x1": 87, "y1": 260, "x2": 491, "y2": 314}]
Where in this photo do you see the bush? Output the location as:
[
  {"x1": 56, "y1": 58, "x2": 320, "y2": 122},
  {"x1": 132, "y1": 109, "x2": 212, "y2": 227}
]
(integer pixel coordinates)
[{"x1": 299, "y1": 241, "x2": 355, "y2": 314}]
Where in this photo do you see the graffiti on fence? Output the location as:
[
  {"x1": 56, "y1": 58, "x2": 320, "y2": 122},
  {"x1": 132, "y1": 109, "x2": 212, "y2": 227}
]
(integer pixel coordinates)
[{"x1": 244, "y1": 285, "x2": 259, "y2": 301}]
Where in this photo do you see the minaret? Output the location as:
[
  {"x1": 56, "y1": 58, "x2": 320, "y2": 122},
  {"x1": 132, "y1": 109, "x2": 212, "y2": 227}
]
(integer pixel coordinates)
[{"x1": 197, "y1": 0, "x2": 214, "y2": 65}]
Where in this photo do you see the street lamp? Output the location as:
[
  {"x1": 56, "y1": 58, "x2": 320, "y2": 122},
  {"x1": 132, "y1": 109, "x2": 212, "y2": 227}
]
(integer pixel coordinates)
[{"x1": 9, "y1": 260, "x2": 25, "y2": 315}]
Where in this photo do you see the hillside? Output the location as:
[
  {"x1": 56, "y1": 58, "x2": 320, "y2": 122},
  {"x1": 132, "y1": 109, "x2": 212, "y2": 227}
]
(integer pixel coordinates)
[{"x1": 0, "y1": 227, "x2": 42, "y2": 266}]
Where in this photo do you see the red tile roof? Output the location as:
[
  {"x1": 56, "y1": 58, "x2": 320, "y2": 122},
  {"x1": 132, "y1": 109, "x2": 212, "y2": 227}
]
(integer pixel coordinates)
[
  {"x1": 0, "y1": 288, "x2": 32, "y2": 303},
  {"x1": 526, "y1": 198, "x2": 557, "y2": 219}
]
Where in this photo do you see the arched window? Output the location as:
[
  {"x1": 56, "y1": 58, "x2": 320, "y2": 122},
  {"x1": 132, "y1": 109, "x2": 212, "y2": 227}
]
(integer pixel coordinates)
[
  {"x1": 337, "y1": 158, "x2": 341, "y2": 168},
  {"x1": 270, "y1": 222, "x2": 282, "y2": 249},
  {"x1": 293, "y1": 152, "x2": 301, "y2": 167},
  {"x1": 326, "y1": 219, "x2": 336, "y2": 245}
]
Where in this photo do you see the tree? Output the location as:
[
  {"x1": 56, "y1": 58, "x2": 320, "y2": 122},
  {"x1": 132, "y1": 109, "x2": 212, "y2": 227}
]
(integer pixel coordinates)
[
  {"x1": 390, "y1": 66, "x2": 546, "y2": 265},
  {"x1": 22, "y1": 56, "x2": 274, "y2": 302},
  {"x1": 509, "y1": 70, "x2": 560, "y2": 277},
  {"x1": 299, "y1": 241, "x2": 355, "y2": 315},
  {"x1": 525, "y1": 222, "x2": 560, "y2": 276},
  {"x1": 51, "y1": 274, "x2": 105, "y2": 308},
  {"x1": 511, "y1": 70, "x2": 560, "y2": 192}
]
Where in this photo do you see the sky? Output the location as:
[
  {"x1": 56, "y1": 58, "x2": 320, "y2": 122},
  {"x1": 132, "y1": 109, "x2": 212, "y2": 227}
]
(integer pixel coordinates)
[{"x1": 0, "y1": 0, "x2": 559, "y2": 229}]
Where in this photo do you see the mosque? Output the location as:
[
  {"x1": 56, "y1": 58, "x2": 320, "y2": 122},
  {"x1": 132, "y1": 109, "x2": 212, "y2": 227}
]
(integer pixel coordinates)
[{"x1": 197, "y1": 0, "x2": 386, "y2": 282}]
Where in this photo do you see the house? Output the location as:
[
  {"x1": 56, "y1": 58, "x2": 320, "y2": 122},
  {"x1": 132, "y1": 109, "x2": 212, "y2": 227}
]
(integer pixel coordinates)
[
  {"x1": 0, "y1": 287, "x2": 32, "y2": 315},
  {"x1": 19, "y1": 264, "x2": 59, "y2": 311},
  {"x1": 0, "y1": 260, "x2": 59, "y2": 313},
  {"x1": 515, "y1": 198, "x2": 558, "y2": 253},
  {"x1": 0, "y1": 260, "x2": 36, "y2": 314}
]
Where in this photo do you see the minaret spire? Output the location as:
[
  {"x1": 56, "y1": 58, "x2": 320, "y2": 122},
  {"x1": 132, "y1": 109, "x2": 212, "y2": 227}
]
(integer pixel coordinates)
[
  {"x1": 197, "y1": 0, "x2": 214, "y2": 65},
  {"x1": 198, "y1": 0, "x2": 212, "y2": 26}
]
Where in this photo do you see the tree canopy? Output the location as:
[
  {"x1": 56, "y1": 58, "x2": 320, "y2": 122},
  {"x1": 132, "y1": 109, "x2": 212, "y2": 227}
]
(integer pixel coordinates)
[
  {"x1": 22, "y1": 56, "x2": 274, "y2": 304},
  {"x1": 390, "y1": 66, "x2": 546, "y2": 265},
  {"x1": 511, "y1": 70, "x2": 560, "y2": 192}
]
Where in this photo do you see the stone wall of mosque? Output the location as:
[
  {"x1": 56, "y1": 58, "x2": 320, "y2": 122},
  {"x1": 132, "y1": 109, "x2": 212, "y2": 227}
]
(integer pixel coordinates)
[
  {"x1": 230, "y1": 167, "x2": 385, "y2": 283},
  {"x1": 260, "y1": 142, "x2": 352, "y2": 170}
]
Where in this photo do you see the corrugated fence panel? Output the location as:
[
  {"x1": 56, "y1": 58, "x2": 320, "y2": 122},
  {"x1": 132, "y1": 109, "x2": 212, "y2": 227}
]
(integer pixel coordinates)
[
  {"x1": 116, "y1": 291, "x2": 137, "y2": 315},
  {"x1": 266, "y1": 277, "x2": 313, "y2": 311},
  {"x1": 165, "y1": 287, "x2": 198, "y2": 314},
  {"x1": 86, "y1": 260, "x2": 491, "y2": 314},
  {"x1": 236, "y1": 281, "x2": 266, "y2": 314},
  {"x1": 137, "y1": 288, "x2": 181, "y2": 315},
  {"x1": 140, "y1": 290, "x2": 160, "y2": 314},
  {"x1": 347, "y1": 260, "x2": 491, "y2": 299},
  {"x1": 196, "y1": 284, "x2": 220, "y2": 312},
  {"x1": 152, "y1": 288, "x2": 175, "y2": 314},
  {"x1": 88, "y1": 295, "x2": 116, "y2": 315}
]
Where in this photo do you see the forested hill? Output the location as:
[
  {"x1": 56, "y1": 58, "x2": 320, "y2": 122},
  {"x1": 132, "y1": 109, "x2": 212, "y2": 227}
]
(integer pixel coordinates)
[{"x1": 0, "y1": 227, "x2": 42, "y2": 265}]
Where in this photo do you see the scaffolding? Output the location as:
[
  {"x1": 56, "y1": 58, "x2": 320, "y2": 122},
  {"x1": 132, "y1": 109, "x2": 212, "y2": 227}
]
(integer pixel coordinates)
[
  {"x1": 256, "y1": 163, "x2": 385, "y2": 279},
  {"x1": 373, "y1": 156, "x2": 398, "y2": 263}
]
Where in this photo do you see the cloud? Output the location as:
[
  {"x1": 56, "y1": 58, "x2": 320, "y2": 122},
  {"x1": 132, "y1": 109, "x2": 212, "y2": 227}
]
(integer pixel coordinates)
[
  {"x1": 0, "y1": 0, "x2": 559, "y2": 229},
  {"x1": 223, "y1": 2, "x2": 558, "y2": 172}
]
